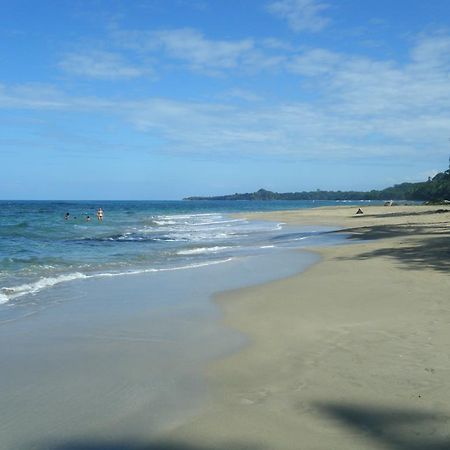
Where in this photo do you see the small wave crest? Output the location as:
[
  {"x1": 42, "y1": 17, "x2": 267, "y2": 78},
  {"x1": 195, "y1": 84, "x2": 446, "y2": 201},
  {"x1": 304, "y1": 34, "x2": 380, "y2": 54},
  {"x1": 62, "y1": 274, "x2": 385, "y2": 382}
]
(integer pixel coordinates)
[
  {"x1": 176, "y1": 246, "x2": 232, "y2": 255},
  {"x1": 0, "y1": 272, "x2": 89, "y2": 303},
  {"x1": 0, "y1": 259, "x2": 234, "y2": 305},
  {"x1": 0, "y1": 292, "x2": 9, "y2": 305}
]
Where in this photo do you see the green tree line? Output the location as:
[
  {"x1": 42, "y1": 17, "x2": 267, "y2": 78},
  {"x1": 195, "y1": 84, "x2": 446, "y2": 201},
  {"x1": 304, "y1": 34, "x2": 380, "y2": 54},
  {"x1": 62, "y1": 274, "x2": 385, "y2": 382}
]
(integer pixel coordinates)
[{"x1": 185, "y1": 168, "x2": 450, "y2": 202}]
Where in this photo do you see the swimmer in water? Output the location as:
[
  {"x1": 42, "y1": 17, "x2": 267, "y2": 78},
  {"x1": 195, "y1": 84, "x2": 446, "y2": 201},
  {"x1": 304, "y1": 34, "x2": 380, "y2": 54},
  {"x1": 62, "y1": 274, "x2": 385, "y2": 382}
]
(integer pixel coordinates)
[
  {"x1": 64, "y1": 212, "x2": 70, "y2": 220},
  {"x1": 96, "y1": 208, "x2": 103, "y2": 222}
]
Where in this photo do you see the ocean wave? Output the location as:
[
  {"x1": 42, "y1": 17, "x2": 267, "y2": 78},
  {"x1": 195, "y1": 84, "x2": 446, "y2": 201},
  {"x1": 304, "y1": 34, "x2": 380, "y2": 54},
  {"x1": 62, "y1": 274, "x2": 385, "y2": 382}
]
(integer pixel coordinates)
[
  {"x1": 152, "y1": 220, "x2": 177, "y2": 225},
  {"x1": 0, "y1": 259, "x2": 234, "y2": 305},
  {"x1": 0, "y1": 292, "x2": 9, "y2": 305},
  {"x1": 75, "y1": 234, "x2": 174, "y2": 243},
  {"x1": 187, "y1": 219, "x2": 245, "y2": 226},
  {"x1": 0, "y1": 272, "x2": 89, "y2": 303},
  {"x1": 95, "y1": 258, "x2": 234, "y2": 277},
  {"x1": 78, "y1": 230, "x2": 237, "y2": 243},
  {"x1": 176, "y1": 246, "x2": 232, "y2": 255},
  {"x1": 70, "y1": 213, "x2": 275, "y2": 244}
]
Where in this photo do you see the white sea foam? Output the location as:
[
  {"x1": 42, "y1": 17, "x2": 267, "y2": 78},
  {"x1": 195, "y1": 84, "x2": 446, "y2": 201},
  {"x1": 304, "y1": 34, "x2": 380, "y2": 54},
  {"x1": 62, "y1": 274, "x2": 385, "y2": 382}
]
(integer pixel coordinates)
[
  {"x1": 191, "y1": 219, "x2": 244, "y2": 226},
  {"x1": 0, "y1": 210, "x2": 293, "y2": 307},
  {"x1": 0, "y1": 272, "x2": 89, "y2": 303},
  {"x1": 0, "y1": 259, "x2": 234, "y2": 305},
  {"x1": 112, "y1": 258, "x2": 234, "y2": 275},
  {"x1": 92, "y1": 259, "x2": 234, "y2": 277},
  {"x1": 176, "y1": 246, "x2": 232, "y2": 255},
  {"x1": 153, "y1": 220, "x2": 177, "y2": 225}
]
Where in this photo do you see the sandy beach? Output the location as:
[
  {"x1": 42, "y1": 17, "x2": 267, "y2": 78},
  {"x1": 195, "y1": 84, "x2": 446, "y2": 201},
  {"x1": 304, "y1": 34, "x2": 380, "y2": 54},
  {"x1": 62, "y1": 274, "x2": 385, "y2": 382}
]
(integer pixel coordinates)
[
  {"x1": 158, "y1": 205, "x2": 450, "y2": 450},
  {"x1": 2, "y1": 204, "x2": 449, "y2": 450}
]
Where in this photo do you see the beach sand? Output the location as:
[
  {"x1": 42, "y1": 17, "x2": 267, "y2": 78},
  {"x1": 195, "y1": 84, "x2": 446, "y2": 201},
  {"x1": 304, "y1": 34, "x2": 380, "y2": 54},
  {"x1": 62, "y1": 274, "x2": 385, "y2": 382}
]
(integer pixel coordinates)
[
  {"x1": 4, "y1": 205, "x2": 449, "y2": 450},
  {"x1": 158, "y1": 205, "x2": 450, "y2": 449}
]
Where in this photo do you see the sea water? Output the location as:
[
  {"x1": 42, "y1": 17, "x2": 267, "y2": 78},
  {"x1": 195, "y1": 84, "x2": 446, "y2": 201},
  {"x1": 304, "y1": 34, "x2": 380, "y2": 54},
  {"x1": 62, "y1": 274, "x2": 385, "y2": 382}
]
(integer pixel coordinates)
[
  {"x1": 0, "y1": 199, "x2": 375, "y2": 314},
  {"x1": 0, "y1": 199, "x2": 374, "y2": 448}
]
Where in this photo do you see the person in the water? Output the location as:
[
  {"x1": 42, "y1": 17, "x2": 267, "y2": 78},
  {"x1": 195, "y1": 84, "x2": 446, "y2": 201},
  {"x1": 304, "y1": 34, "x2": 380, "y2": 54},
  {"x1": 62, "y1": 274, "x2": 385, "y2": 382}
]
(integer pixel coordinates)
[
  {"x1": 64, "y1": 212, "x2": 70, "y2": 220},
  {"x1": 96, "y1": 208, "x2": 103, "y2": 222}
]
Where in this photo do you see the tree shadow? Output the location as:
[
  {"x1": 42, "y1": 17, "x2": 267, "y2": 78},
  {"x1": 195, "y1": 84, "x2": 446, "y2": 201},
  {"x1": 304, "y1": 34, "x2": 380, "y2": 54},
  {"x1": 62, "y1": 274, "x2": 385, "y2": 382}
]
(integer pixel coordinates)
[
  {"x1": 314, "y1": 402, "x2": 450, "y2": 450},
  {"x1": 342, "y1": 222, "x2": 449, "y2": 241},
  {"x1": 34, "y1": 439, "x2": 264, "y2": 450},
  {"x1": 351, "y1": 209, "x2": 450, "y2": 221},
  {"x1": 336, "y1": 223, "x2": 450, "y2": 273}
]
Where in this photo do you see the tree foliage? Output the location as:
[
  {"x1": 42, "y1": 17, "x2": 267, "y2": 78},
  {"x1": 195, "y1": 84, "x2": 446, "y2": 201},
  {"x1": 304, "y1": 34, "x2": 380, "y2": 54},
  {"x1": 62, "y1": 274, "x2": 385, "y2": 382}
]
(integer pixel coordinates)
[{"x1": 184, "y1": 169, "x2": 450, "y2": 202}]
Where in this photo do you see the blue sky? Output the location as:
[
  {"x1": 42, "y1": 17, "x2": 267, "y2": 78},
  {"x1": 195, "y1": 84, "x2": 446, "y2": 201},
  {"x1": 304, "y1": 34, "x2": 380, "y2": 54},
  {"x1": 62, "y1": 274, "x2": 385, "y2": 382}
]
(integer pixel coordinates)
[{"x1": 1, "y1": 0, "x2": 450, "y2": 199}]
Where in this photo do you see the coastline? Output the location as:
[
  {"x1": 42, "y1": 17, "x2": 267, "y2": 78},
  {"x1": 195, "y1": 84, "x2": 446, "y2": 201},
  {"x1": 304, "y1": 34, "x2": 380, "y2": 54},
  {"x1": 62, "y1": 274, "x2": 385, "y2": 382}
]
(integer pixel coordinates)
[
  {"x1": 1, "y1": 204, "x2": 449, "y2": 449},
  {"x1": 0, "y1": 237, "x2": 320, "y2": 450},
  {"x1": 161, "y1": 204, "x2": 450, "y2": 449}
]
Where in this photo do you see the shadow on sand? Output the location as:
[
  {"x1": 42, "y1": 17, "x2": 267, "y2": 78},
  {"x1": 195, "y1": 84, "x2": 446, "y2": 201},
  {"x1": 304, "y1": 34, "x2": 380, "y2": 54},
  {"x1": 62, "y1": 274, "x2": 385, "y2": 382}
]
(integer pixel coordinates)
[
  {"x1": 351, "y1": 209, "x2": 450, "y2": 221},
  {"x1": 336, "y1": 222, "x2": 450, "y2": 273},
  {"x1": 34, "y1": 440, "x2": 264, "y2": 450},
  {"x1": 315, "y1": 402, "x2": 450, "y2": 450}
]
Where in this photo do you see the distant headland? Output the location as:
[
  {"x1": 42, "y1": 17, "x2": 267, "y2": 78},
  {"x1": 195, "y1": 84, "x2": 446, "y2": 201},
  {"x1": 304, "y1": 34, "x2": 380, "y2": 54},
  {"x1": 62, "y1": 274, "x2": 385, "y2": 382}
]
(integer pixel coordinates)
[{"x1": 184, "y1": 167, "x2": 450, "y2": 202}]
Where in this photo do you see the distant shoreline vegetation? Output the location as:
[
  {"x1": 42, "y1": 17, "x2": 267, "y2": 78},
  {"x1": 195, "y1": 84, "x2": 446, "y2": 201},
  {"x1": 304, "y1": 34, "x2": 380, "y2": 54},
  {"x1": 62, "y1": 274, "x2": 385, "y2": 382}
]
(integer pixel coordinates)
[{"x1": 184, "y1": 168, "x2": 450, "y2": 203}]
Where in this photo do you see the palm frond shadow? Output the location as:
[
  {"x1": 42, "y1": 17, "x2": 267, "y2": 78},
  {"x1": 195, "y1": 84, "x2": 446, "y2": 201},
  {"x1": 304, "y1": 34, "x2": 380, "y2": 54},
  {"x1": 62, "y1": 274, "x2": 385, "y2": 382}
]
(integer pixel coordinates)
[
  {"x1": 35, "y1": 440, "x2": 264, "y2": 450},
  {"x1": 314, "y1": 402, "x2": 450, "y2": 450},
  {"x1": 337, "y1": 223, "x2": 450, "y2": 273}
]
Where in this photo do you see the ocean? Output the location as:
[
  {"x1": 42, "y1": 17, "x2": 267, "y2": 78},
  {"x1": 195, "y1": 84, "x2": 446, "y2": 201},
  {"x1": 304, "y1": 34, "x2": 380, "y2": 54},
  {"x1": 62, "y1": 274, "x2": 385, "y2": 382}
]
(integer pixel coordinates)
[
  {"x1": 0, "y1": 199, "x2": 378, "y2": 448},
  {"x1": 0, "y1": 199, "x2": 376, "y2": 312}
]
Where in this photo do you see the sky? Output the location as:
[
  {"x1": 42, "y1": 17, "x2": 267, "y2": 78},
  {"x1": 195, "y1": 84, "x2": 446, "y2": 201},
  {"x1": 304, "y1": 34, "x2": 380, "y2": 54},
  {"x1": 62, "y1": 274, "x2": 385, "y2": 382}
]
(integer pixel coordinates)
[{"x1": 1, "y1": 0, "x2": 450, "y2": 200}]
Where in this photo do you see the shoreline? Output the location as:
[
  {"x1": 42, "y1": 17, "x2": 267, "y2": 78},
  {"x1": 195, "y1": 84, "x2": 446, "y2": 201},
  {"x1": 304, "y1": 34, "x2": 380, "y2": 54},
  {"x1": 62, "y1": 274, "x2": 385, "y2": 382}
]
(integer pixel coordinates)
[
  {"x1": 0, "y1": 240, "x2": 321, "y2": 450},
  {"x1": 160, "y1": 204, "x2": 450, "y2": 449},
  {"x1": 1, "y1": 204, "x2": 449, "y2": 449}
]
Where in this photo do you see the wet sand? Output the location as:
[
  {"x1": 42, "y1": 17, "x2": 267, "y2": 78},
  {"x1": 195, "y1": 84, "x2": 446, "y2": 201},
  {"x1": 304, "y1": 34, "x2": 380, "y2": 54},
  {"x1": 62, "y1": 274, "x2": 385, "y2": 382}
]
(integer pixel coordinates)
[
  {"x1": 0, "y1": 250, "x2": 319, "y2": 450},
  {"x1": 3, "y1": 205, "x2": 449, "y2": 450},
  {"x1": 161, "y1": 205, "x2": 450, "y2": 449}
]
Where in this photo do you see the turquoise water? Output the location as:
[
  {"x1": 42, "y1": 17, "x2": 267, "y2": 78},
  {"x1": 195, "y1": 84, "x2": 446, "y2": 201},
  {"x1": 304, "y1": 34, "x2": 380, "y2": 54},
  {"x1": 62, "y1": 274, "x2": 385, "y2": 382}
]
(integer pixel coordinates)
[{"x1": 0, "y1": 199, "x2": 376, "y2": 306}]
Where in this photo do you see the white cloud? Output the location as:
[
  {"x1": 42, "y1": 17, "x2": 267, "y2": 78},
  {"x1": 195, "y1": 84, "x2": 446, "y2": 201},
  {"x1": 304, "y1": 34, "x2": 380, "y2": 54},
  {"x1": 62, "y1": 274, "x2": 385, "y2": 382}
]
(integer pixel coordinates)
[
  {"x1": 154, "y1": 28, "x2": 254, "y2": 70},
  {"x1": 106, "y1": 31, "x2": 450, "y2": 159},
  {"x1": 115, "y1": 28, "x2": 257, "y2": 74},
  {"x1": 59, "y1": 50, "x2": 146, "y2": 79},
  {"x1": 2, "y1": 34, "x2": 450, "y2": 163},
  {"x1": 113, "y1": 27, "x2": 290, "y2": 76},
  {"x1": 0, "y1": 83, "x2": 69, "y2": 109},
  {"x1": 410, "y1": 34, "x2": 450, "y2": 70},
  {"x1": 288, "y1": 48, "x2": 341, "y2": 75},
  {"x1": 0, "y1": 83, "x2": 114, "y2": 110},
  {"x1": 220, "y1": 88, "x2": 263, "y2": 102},
  {"x1": 267, "y1": 0, "x2": 330, "y2": 32}
]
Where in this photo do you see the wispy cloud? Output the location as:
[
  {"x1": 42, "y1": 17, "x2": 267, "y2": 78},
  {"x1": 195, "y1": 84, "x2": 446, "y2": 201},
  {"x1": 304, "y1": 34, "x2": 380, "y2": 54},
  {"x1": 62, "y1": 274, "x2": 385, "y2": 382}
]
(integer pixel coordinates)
[
  {"x1": 219, "y1": 88, "x2": 263, "y2": 102},
  {"x1": 266, "y1": 0, "x2": 330, "y2": 33},
  {"x1": 153, "y1": 28, "x2": 254, "y2": 70},
  {"x1": 0, "y1": 83, "x2": 113, "y2": 110},
  {"x1": 114, "y1": 28, "x2": 258, "y2": 74},
  {"x1": 288, "y1": 48, "x2": 341, "y2": 75},
  {"x1": 2, "y1": 33, "x2": 450, "y2": 162},
  {"x1": 0, "y1": 83, "x2": 69, "y2": 109},
  {"x1": 111, "y1": 27, "x2": 289, "y2": 76},
  {"x1": 58, "y1": 50, "x2": 147, "y2": 79}
]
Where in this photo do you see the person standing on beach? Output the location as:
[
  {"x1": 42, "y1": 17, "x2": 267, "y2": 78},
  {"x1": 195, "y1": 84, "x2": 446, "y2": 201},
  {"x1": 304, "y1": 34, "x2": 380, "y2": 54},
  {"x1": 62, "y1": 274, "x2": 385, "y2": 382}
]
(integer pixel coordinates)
[{"x1": 96, "y1": 208, "x2": 103, "y2": 222}]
